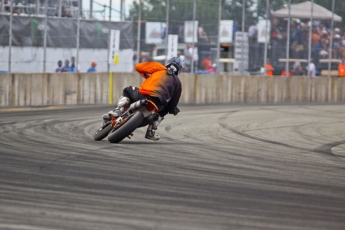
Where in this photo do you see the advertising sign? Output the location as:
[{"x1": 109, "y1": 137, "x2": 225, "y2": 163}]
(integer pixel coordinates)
[
  {"x1": 184, "y1": 21, "x2": 198, "y2": 43},
  {"x1": 234, "y1": 32, "x2": 248, "y2": 71},
  {"x1": 257, "y1": 19, "x2": 271, "y2": 43},
  {"x1": 145, "y1": 22, "x2": 165, "y2": 44},
  {"x1": 167, "y1": 34, "x2": 178, "y2": 59},
  {"x1": 219, "y1": 20, "x2": 233, "y2": 43},
  {"x1": 109, "y1": 30, "x2": 120, "y2": 64}
]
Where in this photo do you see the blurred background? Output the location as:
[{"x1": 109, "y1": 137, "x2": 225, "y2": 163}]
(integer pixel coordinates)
[{"x1": 0, "y1": 0, "x2": 345, "y2": 77}]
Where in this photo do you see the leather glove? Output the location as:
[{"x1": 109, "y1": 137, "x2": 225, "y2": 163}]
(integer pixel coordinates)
[{"x1": 169, "y1": 107, "x2": 180, "y2": 116}]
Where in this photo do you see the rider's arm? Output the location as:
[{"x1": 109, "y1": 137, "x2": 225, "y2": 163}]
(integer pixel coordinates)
[
  {"x1": 135, "y1": 62, "x2": 167, "y2": 79},
  {"x1": 168, "y1": 79, "x2": 182, "y2": 115}
]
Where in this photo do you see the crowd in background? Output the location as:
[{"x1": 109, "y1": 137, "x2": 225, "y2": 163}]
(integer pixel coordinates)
[{"x1": 55, "y1": 56, "x2": 97, "y2": 73}]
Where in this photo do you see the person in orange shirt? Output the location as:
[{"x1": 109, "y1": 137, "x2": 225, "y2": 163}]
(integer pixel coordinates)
[
  {"x1": 103, "y1": 57, "x2": 183, "y2": 141},
  {"x1": 338, "y1": 58, "x2": 345, "y2": 77},
  {"x1": 265, "y1": 60, "x2": 274, "y2": 76}
]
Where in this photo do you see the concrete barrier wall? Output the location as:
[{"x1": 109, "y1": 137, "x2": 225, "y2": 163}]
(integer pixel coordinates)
[{"x1": 1, "y1": 73, "x2": 345, "y2": 107}]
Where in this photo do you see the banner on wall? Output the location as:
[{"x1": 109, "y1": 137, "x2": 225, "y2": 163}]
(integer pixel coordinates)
[
  {"x1": 167, "y1": 34, "x2": 178, "y2": 59},
  {"x1": 184, "y1": 21, "x2": 198, "y2": 43},
  {"x1": 219, "y1": 20, "x2": 233, "y2": 43},
  {"x1": 234, "y1": 32, "x2": 249, "y2": 71},
  {"x1": 257, "y1": 19, "x2": 271, "y2": 43},
  {"x1": 109, "y1": 30, "x2": 120, "y2": 64},
  {"x1": 145, "y1": 22, "x2": 165, "y2": 44}
]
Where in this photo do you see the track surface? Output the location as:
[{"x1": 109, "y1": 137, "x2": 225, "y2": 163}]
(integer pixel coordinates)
[{"x1": 0, "y1": 104, "x2": 345, "y2": 230}]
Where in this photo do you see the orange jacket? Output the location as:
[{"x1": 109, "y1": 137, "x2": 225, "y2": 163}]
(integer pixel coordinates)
[
  {"x1": 136, "y1": 62, "x2": 182, "y2": 108},
  {"x1": 338, "y1": 63, "x2": 345, "y2": 77},
  {"x1": 266, "y1": 64, "x2": 274, "y2": 76}
]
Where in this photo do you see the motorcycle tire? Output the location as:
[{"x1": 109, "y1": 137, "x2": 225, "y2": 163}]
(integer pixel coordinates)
[
  {"x1": 93, "y1": 123, "x2": 113, "y2": 141},
  {"x1": 107, "y1": 111, "x2": 144, "y2": 143}
]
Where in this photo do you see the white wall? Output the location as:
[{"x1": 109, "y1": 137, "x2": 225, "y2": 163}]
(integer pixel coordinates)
[{"x1": 0, "y1": 47, "x2": 134, "y2": 73}]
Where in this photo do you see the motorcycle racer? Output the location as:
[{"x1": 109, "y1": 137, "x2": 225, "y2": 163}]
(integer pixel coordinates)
[{"x1": 103, "y1": 57, "x2": 183, "y2": 141}]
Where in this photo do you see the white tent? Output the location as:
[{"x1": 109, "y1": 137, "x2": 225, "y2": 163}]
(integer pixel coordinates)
[{"x1": 273, "y1": 1, "x2": 342, "y2": 22}]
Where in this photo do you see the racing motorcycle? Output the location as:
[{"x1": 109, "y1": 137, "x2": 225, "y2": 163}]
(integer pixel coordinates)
[{"x1": 93, "y1": 99, "x2": 159, "y2": 143}]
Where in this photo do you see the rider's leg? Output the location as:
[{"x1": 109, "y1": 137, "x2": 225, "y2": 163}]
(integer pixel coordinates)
[
  {"x1": 145, "y1": 104, "x2": 166, "y2": 141},
  {"x1": 109, "y1": 96, "x2": 130, "y2": 118},
  {"x1": 103, "y1": 86, "x2": 146, "y2": 122},
  {"x1": 102, "y1": 95, "x2": 130, "y2": 123}
]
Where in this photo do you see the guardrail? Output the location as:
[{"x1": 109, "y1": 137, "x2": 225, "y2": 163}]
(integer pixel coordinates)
[{"x1": 1, "y1": 72, "x2": 345, "y2": 107}]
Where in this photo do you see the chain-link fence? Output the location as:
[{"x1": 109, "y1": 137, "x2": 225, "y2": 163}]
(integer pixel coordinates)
[{"x1": 1, "y1": 0, "x2": 345, "y2": 77}]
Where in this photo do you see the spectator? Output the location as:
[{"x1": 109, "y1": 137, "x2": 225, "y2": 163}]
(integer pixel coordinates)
[
  {"x1": 4, "y1": 0, "x2": 20, "y2": 14},
  {"x1": 293, "y1": 61, "x2": 304, "y2": 76},
  {"x1": 338, "y1": 58, "x2": 345, "y2": 77},
  {"x1": 183, "y1": 44, "x2": 192, "y2": 73},
  {"x1": 307, "y1": 60, "x2": 316, "y2": 77},
  {"x1": 60, "y1": 59, "x2": 73, "y2": 72},
  {"x1": 139, "y1": 52, "x2": 153, "y2": 62},
  {"x1": 87, "y1": 62, "x2": 97, "y2": 72},
  {"x1": 208, "y1": 63, "x2": 217, "y2": 73},
  {"x1": 70, "y1": 56, "x2": 80, "y2": 72},
  {"x1": 55, "y1": 60, "x2": 62, "y2": 72},
  {"x1": 294, "y1": 66, "x2": 304, "y2": 76},
  {"x1": 233, "y1": 22, "x2": 238, "y2": 38},
  {"x1": 265, "y1": 60, "x2": 274, "y2": 76},
  {"x1": 201, "y1": 55, "x2": 212, "y2": 71},
  {"x1": 188, "y1": 44, "x2": 198, "y2": 72},
  {"x1": 178, "y1": 23, "x2": 184, "y2": 43},
  {"x1": 198, "y1": 25, "x2": 208, "y2": 43},
  {"x1": 55, "y1": 5, "x2": 72, "y2": 17},
  {"x1": 248, "y1": 21, "x2": 257, "y2": 43},
  {"x1": 341, "y1": 33, "x2": 345, "y2": 47},
  {"x1": 281, "y1": 69, "x2": 293, "y2": 77}
]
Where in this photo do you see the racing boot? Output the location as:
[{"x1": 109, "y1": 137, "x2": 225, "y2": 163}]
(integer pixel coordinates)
[
  {"x1": 102, "y1": 96, "x2": 130, "y2": 123},
  {"x1": 145, "y1": 116, "x2": 163, "y2": 141},
  {"x1": 145, "y1": 124, "x2": 160, "y2": 141}
]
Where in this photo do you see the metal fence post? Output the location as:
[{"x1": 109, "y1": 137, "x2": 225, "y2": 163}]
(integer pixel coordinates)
[
  {"x1": 8, "y1": 2, "x2": 13, "y2": 73},
  {"x1": 43, "y1": 1, "x2": 48, "y2": 73},
  {"x1": 109, "y1": 0, "x2": 112, "y2": 21},
  {"x1": 307, "y1": 0, "x2": 314, "y2": 76},
  {"x1": 76, "y1": 0, "x2": 81, "y2": 72},
  {"x1": 241, "y1": 0, "x2": 246, "y2": 75},
  {"x1": 285, "y1": 0, "x2": 291, "y2": 77},
  {"x1": 58, "y1": 0, "x2": 62, "y2": 17},
  {"x1": 216, "y1": 0, "x2": 221, "y2": 74},
  {"x1": 1, "y1": 0, "x2": 5, "y2": 13},
  {"x1": 120, "y1": 0, "x2": 124, "y2": 21},
  {"x1": 190, "y1": 0, "x2": 196, "y2": 73},
  {"x1": 36, "y1": 0, "x2": 39, "y2": 15},
  {"x1": 328, "y1": 0, "x2": 335, "y2": 77},
  {"x1": 136, "y1": 0, "x2": 142, "y2": 65},
  {"x1": 264, "y1": 0, "x2": 269, "y2": 75},
  {"x1": 165, "y1": 0, "x2": 169, "y2": 63}
]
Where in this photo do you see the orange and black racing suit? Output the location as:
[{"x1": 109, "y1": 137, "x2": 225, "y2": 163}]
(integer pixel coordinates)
[{"x1": 121, "y1": 62, "x2": 182, "y2": 117}]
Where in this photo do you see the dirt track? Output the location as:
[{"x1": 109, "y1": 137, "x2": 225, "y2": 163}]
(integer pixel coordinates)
[{"x1": 0, "y1": 104, "x2": 344, "y2": 230}]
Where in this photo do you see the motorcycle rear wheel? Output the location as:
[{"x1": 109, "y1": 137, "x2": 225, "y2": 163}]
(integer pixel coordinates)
[{"x1": 107, "y1": 111, "x2": 144, "y2": 143}]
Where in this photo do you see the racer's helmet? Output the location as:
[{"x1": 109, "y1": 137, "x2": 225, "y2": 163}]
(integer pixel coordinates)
[{"x1": 165, "y1": 57, "x2": 184, "y2": 75}]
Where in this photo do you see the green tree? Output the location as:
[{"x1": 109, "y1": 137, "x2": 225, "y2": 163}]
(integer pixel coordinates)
[{"x1": 256, "y1": 0, "x2": 285, "y2": 19}]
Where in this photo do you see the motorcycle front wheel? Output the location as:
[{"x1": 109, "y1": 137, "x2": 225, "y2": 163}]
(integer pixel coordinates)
[
  {"x1": 107, "y1": 111, "x2": 144, "y2": 143},
  {"x1": 93, "y1": 122, "x2": 113, "y2": 141}
]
